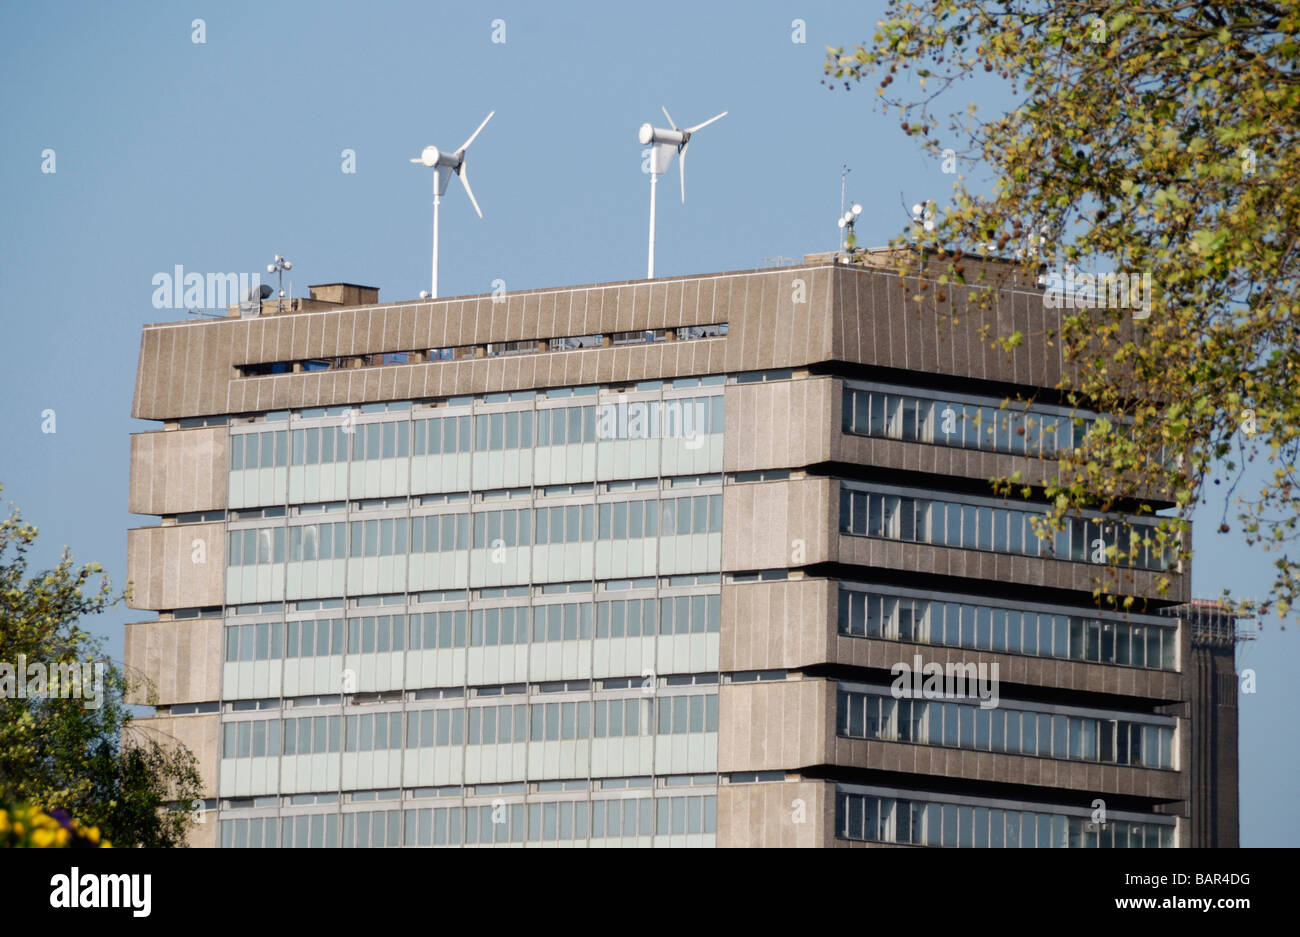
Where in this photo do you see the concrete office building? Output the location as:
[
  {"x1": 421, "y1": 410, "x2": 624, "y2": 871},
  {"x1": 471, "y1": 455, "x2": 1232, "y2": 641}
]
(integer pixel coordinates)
[
  {"x1": 1166, "y1": 600, "x2": 1247, "y2": 848},
  {"x1": 124, "y1": 251, "x2": 1228, "y2": 847}
]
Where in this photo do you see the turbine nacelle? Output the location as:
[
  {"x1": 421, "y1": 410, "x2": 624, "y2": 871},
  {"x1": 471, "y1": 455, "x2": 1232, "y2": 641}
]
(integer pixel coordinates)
[
  {"x1": 638, "y1": 107, "x2": 726, "y2": 203},
  {"x1": 416, "y1": 145, "x2": 464, "y2": 171},
  {"x1": 639, "y1": 123, "x2": 687, "y2": 148},
  {"x1": 410, "y1": 110, "x2": 494, "y2": 215}
]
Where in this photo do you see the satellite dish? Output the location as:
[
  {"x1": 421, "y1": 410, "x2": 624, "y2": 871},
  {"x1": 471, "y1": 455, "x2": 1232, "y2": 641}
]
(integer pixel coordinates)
[
  {"x1": 409, "y1": 111, "x2": 495, "y2": 299},
  {"x1": 245, "y1": 283, "x2": 273, "y2": 302},
  {"x1": 638, "y1": 106, "x2": 727, "y2": 278}
]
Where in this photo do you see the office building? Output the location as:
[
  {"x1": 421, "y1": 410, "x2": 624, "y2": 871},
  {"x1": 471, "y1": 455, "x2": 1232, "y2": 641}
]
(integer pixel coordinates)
[{"x1": 124, "y1": 252, "x2": 1225, "y2": 846}]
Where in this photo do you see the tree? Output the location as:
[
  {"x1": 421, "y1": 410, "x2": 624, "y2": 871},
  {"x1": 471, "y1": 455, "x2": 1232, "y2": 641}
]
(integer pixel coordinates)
[
  {"x1": 826, "y1": 1, "x2": 1300, "y2": 623},
  {"x1": 0, "y1": 486, "x2": 202, "y2": 846}
]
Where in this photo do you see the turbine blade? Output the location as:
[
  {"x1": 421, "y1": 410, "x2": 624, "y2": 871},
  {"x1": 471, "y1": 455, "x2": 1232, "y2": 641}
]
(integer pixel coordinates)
[
  {"x1": 459, "y1": 164, "x2": 483, "y2": 218},
  {"x1": 661, "y1": 106, "x2": 678, "y2": 131},
  {"x1": 679, "y1": 144, "x2": 688, "y2": 203},
  {"x1": 685, "y1": 110, "x2": 727, "y2": 133},
  {"x1": 458, "y1": 110, "x2": 495, "y2": 153}
]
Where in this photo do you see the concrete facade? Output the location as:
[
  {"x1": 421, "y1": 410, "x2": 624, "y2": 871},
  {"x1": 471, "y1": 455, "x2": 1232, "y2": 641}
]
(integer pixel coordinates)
[{"x1": 124, "y1": 260, "x2": 1232, "y2": 847}]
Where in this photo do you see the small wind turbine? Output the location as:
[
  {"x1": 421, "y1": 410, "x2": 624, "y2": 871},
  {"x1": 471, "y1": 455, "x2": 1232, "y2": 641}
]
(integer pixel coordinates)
[
  {"x1": 638, "y1": 106, "x2": 727, "y2": 279},
  {"x1": 409, "y1": 110, "x2": 494, "y2": 299}
]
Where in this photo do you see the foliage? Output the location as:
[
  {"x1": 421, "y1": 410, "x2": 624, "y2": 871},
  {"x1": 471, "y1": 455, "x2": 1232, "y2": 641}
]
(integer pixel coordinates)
[
  {"x1": 0, "y1": 486, "x2": 203, "y2": 846},
  {"x1": 0, "y1": 802, "x2": 111, "y2": 848},
  {"x1": 826, "y1": 1, "x2": 1300, "y2": 622}
]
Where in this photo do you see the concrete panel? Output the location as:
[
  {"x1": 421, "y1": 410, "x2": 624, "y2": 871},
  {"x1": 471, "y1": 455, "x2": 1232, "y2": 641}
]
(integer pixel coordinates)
[
  {"x1": 717, "y1": 779, "x2": 830, "y2": 848},
  {"x1": 129, "y1": 427, "x2": 227, "y2": 516},
  {"x1": 722, "y1": 477, "x2": 834, "y2": 571},
  {"x1": 124, "y1": 617, "x2": 223, "y2": 706},
  {"x1": 126, "y1": 522, "x2": 225, "y2": 609},
  {"x1": 126, "y1": 712, "x2": 220, "y2": 801},
  {"x1": 718, "y1": 678, "x2": 829, "y2": 773}
]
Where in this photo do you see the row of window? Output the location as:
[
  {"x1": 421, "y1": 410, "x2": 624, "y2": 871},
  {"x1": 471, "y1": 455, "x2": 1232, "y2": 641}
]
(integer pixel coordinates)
[
  {"x1": 594, "y1": 396, "x2": 724, "y2": 442},
  {"x1": 834, "y1": 791, "x2": 1174, "y2": 848},
  {"x1": 842, "y1": 387, "x2": 1089, "y2": 458},
  {"x1": 223, "y1": 594, "x2": 721, "y2": 662},
  {"x1": 836, "y1": 691, "x2": 1175, "y2": 768},
  {"x1": 838, "y1": 487, "x2": 1171, "y2": 571},
  {"x1": 237, "y1": 323, "x2": 727, "y2": 377},
  {"x1": 836, "y1": 589, "x2": 1178, "y2": 671},
  {"x1": 231, "y1": 397, "x2": 724, "y2": 472},
  {"x1": 219, "y1": 794, "x2": 718, "y2": 847},
  {"x1": 227, "y1": 495, "x2": 722, "y2": 567},
  {"x1": 220, "y1": 694, "x2": 719, "y2": 757}
]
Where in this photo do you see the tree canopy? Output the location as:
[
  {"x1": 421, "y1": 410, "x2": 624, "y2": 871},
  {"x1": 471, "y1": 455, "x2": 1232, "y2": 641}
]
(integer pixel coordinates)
[
  {"x1": 826, "y1": 0, "x2": 1300, "y2": 623},
  {"x1": 0, "y1": 487, "x2": 202, "y2": 847}
]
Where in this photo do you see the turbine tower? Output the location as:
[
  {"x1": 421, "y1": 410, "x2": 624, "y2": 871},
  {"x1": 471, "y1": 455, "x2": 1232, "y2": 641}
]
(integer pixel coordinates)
[
  {"x1": 409, "y1": 111, "x2": 494, "y2": 299},
  {"x1": 637, "y1": 106, "x2": 726, "y2": 279}
]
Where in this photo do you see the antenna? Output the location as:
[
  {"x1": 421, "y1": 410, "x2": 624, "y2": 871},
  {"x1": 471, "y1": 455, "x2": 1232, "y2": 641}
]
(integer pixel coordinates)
[
  {"x1": 910, "y1": 201, "x2": 936, "y2": 236},
  {"x1": 637, "y1": 106, "x2": 727, "y2": 279},
  {"x1": 266, "y1": 255, "x2": 292, "y2": 313},
  {"x1": 839, "y1": 165, "x2": 851, "y2": 250},
  {"x1": 237, "y1": 284, "x2": 273, "y2": 319},
  {"x1": 410, "y1": 110, "x2": 494, "y2": 299},
  {"x1": 837, "y1": 202, "x2": 863, "y2": 251}
]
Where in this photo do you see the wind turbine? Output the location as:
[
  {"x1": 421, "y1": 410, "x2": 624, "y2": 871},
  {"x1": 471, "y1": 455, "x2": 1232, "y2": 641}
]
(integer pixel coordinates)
[
  {"x1": 409, "y1": 110, "x2": 494, "y2": 299},
  {"x1": 638, "y1": 106, "x2": 727, "y2": 279}
]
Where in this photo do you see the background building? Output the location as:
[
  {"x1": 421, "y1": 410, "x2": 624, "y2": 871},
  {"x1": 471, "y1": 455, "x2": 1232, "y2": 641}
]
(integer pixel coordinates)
[
  {"x1": 1166, "y1": 599, "x2": 1249, "y2": 848},
  {"x1": 124, "y1": 254, "x2": 1225, "y2": 847}
]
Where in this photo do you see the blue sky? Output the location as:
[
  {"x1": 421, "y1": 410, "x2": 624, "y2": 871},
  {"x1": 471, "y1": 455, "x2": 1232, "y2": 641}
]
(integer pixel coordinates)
[{"x1": 1, "y1": 0, "x2": 1293, "y2": 846}]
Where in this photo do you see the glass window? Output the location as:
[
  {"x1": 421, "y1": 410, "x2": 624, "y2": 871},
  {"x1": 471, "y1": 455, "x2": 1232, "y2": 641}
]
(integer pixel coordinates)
[
  {"x1": 976, "y1": 606, "x2": 991, "y2": 649},
  {"x1": 959, "y1": 705, "x2": 976, "y2": 747},
  {"x1": 1020, "y1": 711, "x2": 1036, "y2": 753},
  {"x1": 660, "y1": 500, "x2": 676, "y2": 536}
]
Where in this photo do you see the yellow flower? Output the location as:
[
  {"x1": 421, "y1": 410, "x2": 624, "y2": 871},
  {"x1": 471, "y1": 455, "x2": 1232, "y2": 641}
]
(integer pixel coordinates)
[{"x1": 31, "y1": 828, "x2": 55, "y2": 848}]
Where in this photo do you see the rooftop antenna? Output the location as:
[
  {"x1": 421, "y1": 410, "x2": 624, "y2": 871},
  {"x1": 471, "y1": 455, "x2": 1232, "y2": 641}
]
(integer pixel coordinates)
[
  {"x1": 839, "y1": 165, "x2": 852, "y2": 250},
  {"x1": 909, "y1": 199, "x2": 936, "y2": 237},
  {"x1": 267, "y1": 255, "x2": 291, "y2": 313},
  {"x1": 638, "y1": 106, "x2": 727, "y2": 279},
  {"x1": 838, "y1": 202, "x2": 863, "y2": 251},
  {"x1": 410, "y1": 110, "x2": 494, "y2": 300},
  {"x1": 237, "y1": 283, "x2": 274, "y2": 318}
]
